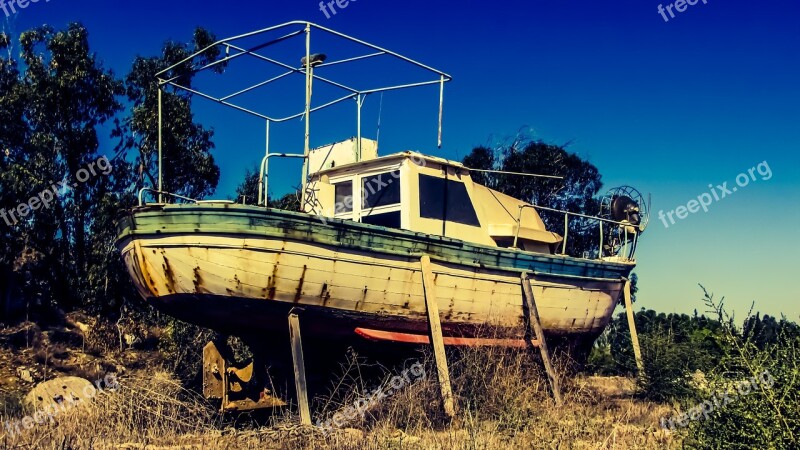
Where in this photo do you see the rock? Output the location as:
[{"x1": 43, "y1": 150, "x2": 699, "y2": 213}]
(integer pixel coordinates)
[
  {"x1": 340, "y1": 427, "x2": 365, "y2": 442},
  {"x1": 390, "y1": 429, "x2": 421, "y2": 444},
  {"x1": 16, "y1": 367, "x2": 34, "y2": 383},
  {"x1": 24, "y1": 376, "x2": 95, "y2": 411},
  {"x1": 74, "y1": 321, "x2": 91, "y2": 334}
]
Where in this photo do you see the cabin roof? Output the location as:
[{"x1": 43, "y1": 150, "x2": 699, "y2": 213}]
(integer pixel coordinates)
[{"x1": 314, "y1": 151, "x2": 467, "y2": 177}]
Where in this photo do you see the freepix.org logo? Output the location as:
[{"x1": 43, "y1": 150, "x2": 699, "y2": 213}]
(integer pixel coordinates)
[
  {"x1": 0, "y1": 0, "x2": 52, "y2": 18},
  {"x1": 657, "y1": 0, "x2": 709, "y2": 23},
  {"x1": 658, "y1": 161, "x2": 771, "y2": 229}
]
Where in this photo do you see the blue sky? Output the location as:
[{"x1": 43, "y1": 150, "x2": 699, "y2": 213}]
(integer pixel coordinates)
[{"x1": 6, "y1": 0, "x2": 799, "y2": 320}]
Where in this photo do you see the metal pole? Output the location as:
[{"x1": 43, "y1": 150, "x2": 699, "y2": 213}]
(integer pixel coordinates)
[
  {"x1": 158, "y1": 85, "x2": 163, "y2": 203},
  {"x1": 562, "y1": 214, "x2": 569, "y2": 255},
  {"x1": 624, "y1": 227, "x2": 628, "y2": 260},
  {"x1": 438, "y1": 75, "x2": 444, "y2": 148},
  {"x1": 512, "y1": 205, "x2": 524, "y2": 249},
  {"x1": 599, "y1": 221, "x2": 604, "y2": 259},
  {"x1": 301, "y1": 23, "x2": 312, "y2": 211},
  {"x1": 356, "y1": 94, "x2": 363, "y2": 161},
  {"x1": 258, "y1": 120, "x2": 270, "y2": 206}
]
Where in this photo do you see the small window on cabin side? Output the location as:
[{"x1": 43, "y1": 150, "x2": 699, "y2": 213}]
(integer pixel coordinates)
[
  {"x1": 334, "y1": 181, "x2": 353, "y2": 214},
  {"x1": 361, "y1": 171, "x2": 401, "y2": 210},
  {"x1": 419, "y1": 174, "x2": 481, "y2": 227},
  {"x1": 361, "y1": 211, "x2": 401, "y2": 228}
]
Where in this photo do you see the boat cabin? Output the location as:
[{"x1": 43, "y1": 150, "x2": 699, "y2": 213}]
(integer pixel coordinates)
[{"x1": 306, "y1": 138, "x2": 563, "y2": 254}]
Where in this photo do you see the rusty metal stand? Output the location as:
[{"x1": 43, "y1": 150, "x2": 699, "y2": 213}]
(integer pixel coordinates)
[
  {"x1": 420, "y1": 255, "x2": 456, "y2": 418},
  {"x1": 288, "y1": 308, "x2": 312, "y2": 425},
  {"x1": 202, "y1": 340, "x2": 286, "y2": 412},
  {"x1": 521, "y1": 272, "x2": 563, "y2": 406}
]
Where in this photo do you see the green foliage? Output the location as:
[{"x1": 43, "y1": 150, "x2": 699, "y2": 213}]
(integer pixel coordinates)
[
  {"x1": 681, "y1": 287, "x2": 799, "y2": 449},
  {"x1": 588, "y1": 286, "x2": 799, "y2": 447},
  {"x1": 0, "y1": 22, "x2": 228, "y2": 322},
  {"x1": 590, "y1": 308, "x2": 725, "y2": 401},
  {"x1": 233, "y1": 167, "x2": 301, "y2": 210},
  {"x1": 0, "y1": 23, "x2": 133, "y2": 314},
  {"x1": 121, "y1": 27, "x2": 223, "y2": 200}
]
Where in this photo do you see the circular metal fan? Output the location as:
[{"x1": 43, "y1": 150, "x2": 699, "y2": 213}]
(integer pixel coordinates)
[
  {"x1": 599, "y1": 186, "x2": 650, "y2": 258},
  {"x1": 601, "y1": 186, "x2": 649, "y2": 233}
]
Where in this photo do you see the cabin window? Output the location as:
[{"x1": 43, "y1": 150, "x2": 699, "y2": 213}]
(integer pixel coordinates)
[
  {"x1": 419, "y1": 174, "x2": 481, "y2": 227},
  {"x1": 334, "y1": 181, "x2": 353, "y2": 214},
  {"x1": 361, "y1": 211, "x2": 401, "y2": 228},
  {"x1": 361, "y1": 171, "x2": 401, "y2": 210}
]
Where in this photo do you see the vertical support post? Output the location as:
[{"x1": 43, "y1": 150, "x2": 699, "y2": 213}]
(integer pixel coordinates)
[
  {"x1": 437, "y1": 75, "x2": 445, "y2": 149},
  {"x1": 157, "y1": 85, "x2": 163, "y2": 204},
  {"x1": 356, "y1": 94, "x2": 363, "y2": 161},
  {"x1": 623, "y1": 227, "x2": 629, "y2": 261},
  {"x1": 288, "y1": 309, "x2": 311, "y2": 425},
  {"x1": 300, "y1": 23, "x2": 312, "y2": 209},
  {"x1": 258, "y1": 120, "x2": 271, "y2": 207},
  {"x1": 599, "y1": 221, "x2": 604, "y2": 259},
  {"x1": 512, "y1": 205, "x2": 524, "y2": 249},
  {"x1": 561, "y1": 214, "x2": 569, "y2": 255},
  {"x1": 521, "y1": 273, "x2": 563, "y2": 406},
  {"x1": 623, "y1": 278, "x2": 645, "y2": 375},
  {"x1": 419, "y1": 255, "x2": 456, "y2": 418}
]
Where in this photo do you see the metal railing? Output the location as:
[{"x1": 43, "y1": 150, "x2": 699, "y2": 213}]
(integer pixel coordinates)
[
  {"x1": 258, "y1": 153, "x2": 307, "y2": 207},
  {"x1": 513, "y1": 204, "x2": 641, "y2": 261},
  {"x1": 138, "y1": 188, "x2": 199, "y2": 206},
  {"x1": 151, "y1": 21, "x2": 452, "y2": 215}
]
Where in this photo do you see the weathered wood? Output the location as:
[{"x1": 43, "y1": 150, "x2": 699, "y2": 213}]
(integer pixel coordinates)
[
  {"x1": 120, "y1": 205, "x2": 631, "y2": 281},
  {"x1": 420, "y1": 255, "x2": 456, "y2": 418},
  {"x1": 288, "y1": 310, "x2": 311, "y2": 425},
  {"x1": 521, "y1": 272, "x2": 563, "y2": 406},
  {"x1": 123, "y1": 233, "x2": 625, "y2": 338},
  {"x1": 623, "y1": 278, "x2": 645, "y2": 375}
]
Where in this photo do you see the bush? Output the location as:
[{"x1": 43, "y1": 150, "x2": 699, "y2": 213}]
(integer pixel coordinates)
[{"x1": 682, "y1": 288, "x2": 799, "y2": 449}]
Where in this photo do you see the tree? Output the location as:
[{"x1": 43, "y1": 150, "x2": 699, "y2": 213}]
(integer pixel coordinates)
[
  {"x1": 122, "y1": 28, "x2": 223, "y2": 201},
  {"x1": 462, "y1": 133, "x2": 603, "y2": 256},
  {"x1": 0, "y1": 24, "x2": 132, "y2": 314}
]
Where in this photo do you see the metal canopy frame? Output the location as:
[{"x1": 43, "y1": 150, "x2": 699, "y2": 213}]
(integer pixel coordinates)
[{"x1": 152, "y1": 21, "x2": 452, "y2": 204}]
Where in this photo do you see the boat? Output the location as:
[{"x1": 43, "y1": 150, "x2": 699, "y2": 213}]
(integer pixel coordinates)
[{"x1": 116, "y1": 21, "x2": 649, "y2": 410}]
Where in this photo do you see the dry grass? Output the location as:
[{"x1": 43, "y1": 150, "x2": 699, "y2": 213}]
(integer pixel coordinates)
[{"x1": 0, "y1": 347, "x2": 683, "y2": 449}]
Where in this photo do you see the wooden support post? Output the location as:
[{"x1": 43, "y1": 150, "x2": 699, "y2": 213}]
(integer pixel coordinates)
[
  {"x1": 521, "y1": 273, "x2": 563, "y2": 406},
  {"x1": 288, "y1": 309, "x2": 311, "y2": 425},
  {"x1": 622, "y1": 278, "x2": 645, "y2": 376},
  {"x1": 420, "y1": 255, "x2": 456, "y2": 418}
]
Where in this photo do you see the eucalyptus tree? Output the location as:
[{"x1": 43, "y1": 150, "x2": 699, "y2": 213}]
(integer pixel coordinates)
[
  {"x1": 122, "y1": 28, "x2": 223, "y2": 201},
  {"x1": 0, "y1": 23, "x2": 130, "y2": 315}
]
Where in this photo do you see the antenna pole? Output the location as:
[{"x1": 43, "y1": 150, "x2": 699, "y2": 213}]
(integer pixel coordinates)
[
  {"x1": 301, "y1": 23, "x2": 312, "y2": 208},
  {"x1": 356, "y1": 94, "x2": 363, "y2": 161},
  {"x1": 438, "y1": 75, "x2": 444, "y2": 148}
]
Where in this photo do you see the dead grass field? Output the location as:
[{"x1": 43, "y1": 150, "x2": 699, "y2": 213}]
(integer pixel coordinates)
[{"x1": 0, "y1": 345, "x2": 684, "y2": 450}]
